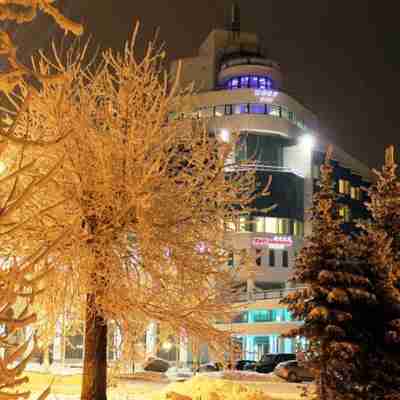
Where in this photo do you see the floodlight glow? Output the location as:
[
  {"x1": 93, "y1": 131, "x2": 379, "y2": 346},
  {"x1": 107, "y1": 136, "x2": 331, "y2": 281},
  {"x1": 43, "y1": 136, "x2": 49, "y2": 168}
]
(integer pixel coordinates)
[
  {"x1": 0, "y1": 161, "x2": 6, "y2": 175},
  {"x1": 220, "y1": 129, "x2": 230, "y2": 143},
  {"x1": 299, "y1": 134, "x2": 314, "y2": 150},
  {"x1": 162, "y1": 341, "x2": 172, "y2": 351}
]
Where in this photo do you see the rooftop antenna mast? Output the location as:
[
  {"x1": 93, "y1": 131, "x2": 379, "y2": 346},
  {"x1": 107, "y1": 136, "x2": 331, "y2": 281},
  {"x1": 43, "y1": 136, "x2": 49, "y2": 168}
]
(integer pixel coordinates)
[{"x1": 230, "y1": 3, "x2": 241, "y2": 41}]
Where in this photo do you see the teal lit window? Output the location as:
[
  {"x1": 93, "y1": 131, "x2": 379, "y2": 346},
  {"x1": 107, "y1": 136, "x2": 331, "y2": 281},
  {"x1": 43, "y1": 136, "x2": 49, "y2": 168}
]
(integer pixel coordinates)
[{"x1": 248, "y1": 308, "x2": 293, "y2": 323}]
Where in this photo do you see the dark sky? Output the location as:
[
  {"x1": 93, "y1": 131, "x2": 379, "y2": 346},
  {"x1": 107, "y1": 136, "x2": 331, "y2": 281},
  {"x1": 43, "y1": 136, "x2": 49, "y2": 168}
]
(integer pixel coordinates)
[{"x1": 8, "y1": 1, "x2": 399, "y2": 168}]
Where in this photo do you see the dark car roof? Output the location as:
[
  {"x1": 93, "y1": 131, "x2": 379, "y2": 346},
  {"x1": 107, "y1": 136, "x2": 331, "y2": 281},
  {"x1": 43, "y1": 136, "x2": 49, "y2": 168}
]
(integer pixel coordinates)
[{"x1": 278, "y1": 360, "x2": 298, "y2": 366}]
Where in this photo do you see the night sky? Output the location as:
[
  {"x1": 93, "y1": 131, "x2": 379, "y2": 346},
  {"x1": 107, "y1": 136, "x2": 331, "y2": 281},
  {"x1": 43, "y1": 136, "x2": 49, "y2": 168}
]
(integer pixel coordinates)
[{"x1": 7, "y1": 1, "x2": 399, "y2": 168}]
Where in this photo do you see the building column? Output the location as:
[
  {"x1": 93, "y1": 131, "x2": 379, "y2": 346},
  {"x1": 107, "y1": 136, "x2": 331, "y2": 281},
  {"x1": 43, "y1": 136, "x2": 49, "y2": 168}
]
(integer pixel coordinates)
[
  {"x1": 52, "y1": 319, "x2": 63, "y2": 364},
  {"x1": 246, "y1": 279, "x2": 255, "y2": 301},
  {"x1": 145, "y1": 322, "x2": 157, "y2": 357},
  {"x1": 179, "y1": 334, "x2": 189, "y2": 368}
]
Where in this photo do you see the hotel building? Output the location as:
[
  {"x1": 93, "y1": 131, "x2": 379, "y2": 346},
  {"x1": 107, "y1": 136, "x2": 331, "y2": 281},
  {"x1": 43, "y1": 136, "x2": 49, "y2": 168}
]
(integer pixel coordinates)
[{"x1": 163, "y1": 14, "x2": 372, "y2": 363}]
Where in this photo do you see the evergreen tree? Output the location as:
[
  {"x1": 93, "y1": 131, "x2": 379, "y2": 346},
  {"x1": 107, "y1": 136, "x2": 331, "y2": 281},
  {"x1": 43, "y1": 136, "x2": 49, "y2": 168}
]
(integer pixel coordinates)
[
  {"x1": 354, "y1": 146, "x2": 400, "y2": 399},
  {"x1": 283, "y1": 147, "x2": 380, "y2": 400}
]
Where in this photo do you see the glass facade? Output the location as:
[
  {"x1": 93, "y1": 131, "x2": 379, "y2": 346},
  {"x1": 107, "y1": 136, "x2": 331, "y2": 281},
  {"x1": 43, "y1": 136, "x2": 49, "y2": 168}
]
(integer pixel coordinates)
[
  {"x1": 235, "y1": 133, "x2": 284, "y2": 166},
  {"x1": 179, "y1": 102, "x2": 309, "y2": 132},
  {"x1": 225, "y1": 75, "x2": 274, "y2": 90},
  {"x1": 236, "y1": 335, "x2": 307, "y2": 361}
]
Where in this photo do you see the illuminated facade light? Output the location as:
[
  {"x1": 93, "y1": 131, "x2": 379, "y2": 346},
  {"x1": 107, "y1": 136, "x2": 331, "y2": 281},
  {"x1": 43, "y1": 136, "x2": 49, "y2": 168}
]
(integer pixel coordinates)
[
  {"x1": 219, "y1": 129, "x2": 231, "y2": 143},
  {"x1": 299, "y1": 134, "x2": 314, "y2": 150}
]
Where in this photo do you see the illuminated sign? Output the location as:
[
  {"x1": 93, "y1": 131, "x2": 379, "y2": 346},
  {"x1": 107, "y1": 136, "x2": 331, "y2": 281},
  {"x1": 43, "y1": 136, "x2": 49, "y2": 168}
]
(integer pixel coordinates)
[
  {"x1": 252, "y1": 236, "x2": 293, "y2": 249},
  {"x1": 254, "y1": 89, "x2": 279, "y2": 103}
]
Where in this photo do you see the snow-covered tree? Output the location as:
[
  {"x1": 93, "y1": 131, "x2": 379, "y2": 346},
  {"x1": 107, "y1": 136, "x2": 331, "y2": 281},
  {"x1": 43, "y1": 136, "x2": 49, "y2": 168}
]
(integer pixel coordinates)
[
  {"x1": 353, "y1": 145, "x2": 400, "y2": 399},
  {"x1": 3, "y1": 27, "x2": 258, "y2": 400},
  {"x1": 0, "y1": 139, "x2": 64, "y2": 400},
  {"x1": 1, "y1": 0, "x2": 82, "y2": 95},
  {"x1": 282, "y1": 147, "x2": 381, "y2": 400}
]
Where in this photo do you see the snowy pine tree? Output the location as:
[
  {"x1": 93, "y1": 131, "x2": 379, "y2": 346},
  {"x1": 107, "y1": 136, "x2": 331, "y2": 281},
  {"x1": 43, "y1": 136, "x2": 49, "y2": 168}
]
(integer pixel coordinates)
[
  {"x1": 354, "y1": 145, "x2": 400, "y2": 399},
  {"x1": 283, "y1": 147, "x2": 381, "y2": 400}
]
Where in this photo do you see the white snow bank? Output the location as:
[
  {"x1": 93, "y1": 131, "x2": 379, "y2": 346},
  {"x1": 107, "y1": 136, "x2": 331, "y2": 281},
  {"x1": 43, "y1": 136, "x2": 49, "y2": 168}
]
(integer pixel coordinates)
[
  {"x1": 122, "y1": 371, "x2": 169, "y2": 382},
  {"x1": 151, "y1": 375, "x2": 274, "y2": 400},
  {"x1": 197, "y1": 370, "x2": 285, "y2": 383},
  {"x1": 221, "y1": 371, "x2": 285, "y2": 383}
]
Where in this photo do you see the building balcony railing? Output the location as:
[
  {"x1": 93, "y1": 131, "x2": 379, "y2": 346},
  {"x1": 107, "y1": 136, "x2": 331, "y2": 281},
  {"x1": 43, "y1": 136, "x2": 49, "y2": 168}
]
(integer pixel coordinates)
[
  {"x1": 224, "y1": 162, "x2": 305, "y2": 178},
  {"x1": 234, "y1": 287, "x2": 306, "y2": 303}
]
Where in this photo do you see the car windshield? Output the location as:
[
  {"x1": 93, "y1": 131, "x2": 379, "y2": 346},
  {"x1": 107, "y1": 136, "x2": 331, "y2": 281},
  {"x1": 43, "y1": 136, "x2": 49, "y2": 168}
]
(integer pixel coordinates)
[{"x1": 261, "y1": 355, "x2": 276, "y2": 363}]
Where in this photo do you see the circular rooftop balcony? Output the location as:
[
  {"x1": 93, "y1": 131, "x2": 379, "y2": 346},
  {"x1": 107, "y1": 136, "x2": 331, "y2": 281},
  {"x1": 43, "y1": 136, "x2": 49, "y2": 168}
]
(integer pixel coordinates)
[{"x1": 218, "y1": 57, "x2": 283, "y2": 89}]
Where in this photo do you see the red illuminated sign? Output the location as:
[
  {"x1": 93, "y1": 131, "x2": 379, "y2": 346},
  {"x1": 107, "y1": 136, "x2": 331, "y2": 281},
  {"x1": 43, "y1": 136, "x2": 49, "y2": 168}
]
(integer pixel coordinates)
[{"x1": 252, "y1": 236, "x2": 293, "y2": 248}]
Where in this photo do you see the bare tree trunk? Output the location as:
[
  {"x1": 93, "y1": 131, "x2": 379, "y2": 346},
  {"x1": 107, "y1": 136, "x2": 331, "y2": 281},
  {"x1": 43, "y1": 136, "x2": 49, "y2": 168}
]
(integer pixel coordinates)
[{"x1": 81, "y1": 293, "x2": 108, "y2": 400}]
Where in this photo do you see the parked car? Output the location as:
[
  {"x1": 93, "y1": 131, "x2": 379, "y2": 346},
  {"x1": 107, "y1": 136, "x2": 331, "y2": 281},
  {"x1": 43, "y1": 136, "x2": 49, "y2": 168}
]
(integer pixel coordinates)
[
  {"x1": 143, "y1": 357, "x2": 170, "y2": 372},
  {"x1": 197, "y1": 362, "x2": 223, "y2": 372},
  {"x1": 274, "y1": 360, "x2": 314, "y2": 382},
  {"x1": 235, "y1": 360, "x2": 257, "y2": 371},
  {"x1": 255, "y1": 353, "x2": 296, "y2": 374}
]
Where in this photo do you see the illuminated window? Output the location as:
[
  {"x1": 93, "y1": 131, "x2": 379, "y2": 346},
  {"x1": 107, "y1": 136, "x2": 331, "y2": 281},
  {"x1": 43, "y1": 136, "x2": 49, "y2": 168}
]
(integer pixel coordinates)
[
  {"x1": 240, "y1": 76, "x2": 249, "y2": 88},
  {"x1": 269, "y1": 105, "x2": 281, "y2": 117},
  {"x1": 339, "y1": 205, "x2": 351, "y2": 222},
  {"x1": 215, "y1": 105, "x2": 225, "y2": 117},
  {"x1": 294, "y1": 221, "x2": 304, "y2": 237},
  {"x1": 233, "y1": 103, "x2": 249, "y2": 114},
  {"x1": 255, "y1": 217, "x2": 265, "y2": 233},
  {"x1": 278, "y1": 219, "x2": 290, "y2": 234},
  {"x1": 225, "y1": 220, "x2": 236, "y2": 232},
  {"x1": 265, "y1": 217, "x2": 278, "y2": 234},
  {"x1": 239, "y1": 215, "x2": 252, "y2": 232},
  {"x1": 338, "y1": 179, "x2": 350, "y2": 195},
  {"x1": 249, "y1": 103, "x2": 266, "y2": 114},
  {"x1": 231, "y1": 78, "x2": 239, "y2": 89},
  {"x1": 281, "y1": 107, "x2": 290, "y2": 119},
  {"x1": 250, "y1": 76, "x2": 259, "y2": 88},
  {"x1": 259, "y1": 77, "x2": 267, "y2": 89},
  {"x1": 351, "y1": 186, "x2": 361, "y2": 200}
]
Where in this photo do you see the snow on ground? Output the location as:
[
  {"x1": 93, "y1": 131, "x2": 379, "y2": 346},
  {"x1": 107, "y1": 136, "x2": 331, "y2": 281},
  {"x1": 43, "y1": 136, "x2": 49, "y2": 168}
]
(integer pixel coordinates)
[
  {"x1": 217, "y1": 370, "x2": 286, "y2": 383},
  {"x1": 150, "y1": 375, "x2": 275, "y2": 400},
  {"x1": 24, "y1": 364, "x2": 312, "y2": 400}
]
